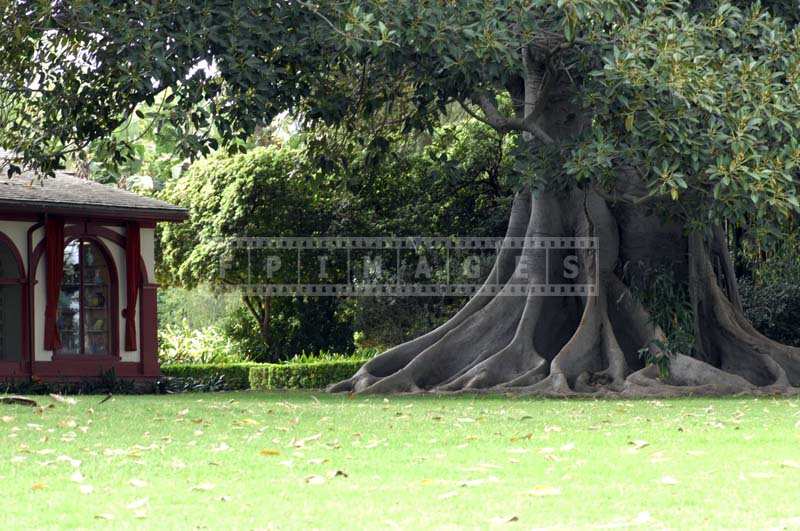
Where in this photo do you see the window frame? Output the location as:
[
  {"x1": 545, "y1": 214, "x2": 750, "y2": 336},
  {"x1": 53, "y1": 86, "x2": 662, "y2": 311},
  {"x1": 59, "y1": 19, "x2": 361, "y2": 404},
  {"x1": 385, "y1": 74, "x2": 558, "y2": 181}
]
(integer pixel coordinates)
[{"x1": 54, "y1": 236, "x2": 119, "y2": 359}]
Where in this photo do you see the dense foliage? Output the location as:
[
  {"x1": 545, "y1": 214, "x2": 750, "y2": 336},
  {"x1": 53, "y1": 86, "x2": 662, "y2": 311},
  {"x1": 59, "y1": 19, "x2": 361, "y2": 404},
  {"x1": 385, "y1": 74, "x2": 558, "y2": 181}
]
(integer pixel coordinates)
[
  {"x1": 160, "y1": 145, "x2": 355, "y2": 361},
  {"x1": 158, "y1": 115, "x2": 515, "y2": 358},
  {"x1": 3, "y1": 1, "x2": 799, "y2": 237}
]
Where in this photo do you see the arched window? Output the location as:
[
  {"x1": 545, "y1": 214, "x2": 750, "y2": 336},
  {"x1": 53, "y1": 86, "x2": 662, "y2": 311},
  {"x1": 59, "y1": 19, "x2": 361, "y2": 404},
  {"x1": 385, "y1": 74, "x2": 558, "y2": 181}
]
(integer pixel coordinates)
[
  {"x1": 0, "y1": 235, "x2": 24, "y2": 362},
  {"x1": 57, "y1": 239, "x2": 114, "y2": 355}
]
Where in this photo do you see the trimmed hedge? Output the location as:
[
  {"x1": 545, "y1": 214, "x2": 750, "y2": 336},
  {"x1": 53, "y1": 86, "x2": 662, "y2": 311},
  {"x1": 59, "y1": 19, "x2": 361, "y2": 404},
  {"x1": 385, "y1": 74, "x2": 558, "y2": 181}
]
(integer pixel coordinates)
[
  {"x1": 249, "y1": 359, "x2": 367, "y2": 390},
  {"x1": 160, "y1": 363, "x2": 257, "y2": 390}
]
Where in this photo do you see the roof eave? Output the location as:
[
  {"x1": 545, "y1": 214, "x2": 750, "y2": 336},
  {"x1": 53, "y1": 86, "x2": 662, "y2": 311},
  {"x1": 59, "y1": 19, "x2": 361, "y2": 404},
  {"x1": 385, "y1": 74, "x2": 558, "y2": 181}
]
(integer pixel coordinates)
[{"x1": 0, "y1": 201, "x2": 189, "y2": 222}]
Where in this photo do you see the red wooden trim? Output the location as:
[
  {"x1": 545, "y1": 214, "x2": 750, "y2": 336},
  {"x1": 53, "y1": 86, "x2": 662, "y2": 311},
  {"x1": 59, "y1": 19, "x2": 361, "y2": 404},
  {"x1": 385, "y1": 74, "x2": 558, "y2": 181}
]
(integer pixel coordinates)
[
  {"x1": 0, "y1": 204, "x2": 187, "y2": 222},
  {"x1": 0, "y1": 212, "x2": 40, "y2": 222},
  {"x1": 0, "y1": 215, "x2": 159, "y2": 228},
  {"x1": 51, "y1": 354, "x2": 120, "y2": 362},
  {"x1": 140, "y1": 284, "x2": 160, "y2": 377},
  {"x1": 30, "y1": 361, "x2": 156, "y2": 379},
  {"x1": 0, "y1": 361, "x2": 28, "y2": 379}
]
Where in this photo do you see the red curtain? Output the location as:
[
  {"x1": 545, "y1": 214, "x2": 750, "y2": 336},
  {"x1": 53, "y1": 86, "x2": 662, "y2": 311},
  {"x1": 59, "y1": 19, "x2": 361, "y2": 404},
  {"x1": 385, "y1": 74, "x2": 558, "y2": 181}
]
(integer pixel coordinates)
[
  {"x1": 43, "y1": 217, "x2": 65, "y2": 350},
  {"x1": 124, "y1": 222, "x2": 140, "y2": 351}
]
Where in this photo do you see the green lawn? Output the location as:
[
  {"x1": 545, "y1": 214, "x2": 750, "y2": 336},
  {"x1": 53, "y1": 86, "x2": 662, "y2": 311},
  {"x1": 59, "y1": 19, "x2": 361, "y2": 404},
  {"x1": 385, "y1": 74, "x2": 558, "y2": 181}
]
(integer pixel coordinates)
[{"x1": 1, "y1": 392, "x2": 800, "y2": 529}]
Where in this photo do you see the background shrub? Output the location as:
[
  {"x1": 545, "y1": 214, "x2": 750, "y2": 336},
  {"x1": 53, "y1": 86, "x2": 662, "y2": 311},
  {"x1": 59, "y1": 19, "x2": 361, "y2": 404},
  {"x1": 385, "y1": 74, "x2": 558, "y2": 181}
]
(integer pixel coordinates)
[
  {"x1": 158, "y1": 321, "x2": 245, "y2": 365},
  {"x1": 740, "y1": 279, "x2": 800, "y2": 347},
  {"x1": 160, "y1": 363, "x2": 256, "y2": 390},
  {"x1": 249, "y1": 359, "x2": 368, "y2": 390}
]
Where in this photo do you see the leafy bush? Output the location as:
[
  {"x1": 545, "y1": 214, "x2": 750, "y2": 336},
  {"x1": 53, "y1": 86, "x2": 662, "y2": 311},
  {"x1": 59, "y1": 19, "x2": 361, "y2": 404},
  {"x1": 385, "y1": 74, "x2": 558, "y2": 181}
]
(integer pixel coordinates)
[
  {"x1": 158, "y1": 321, "x2": 245, "y2": 365},
  {"x1": 740, "y1": 279, "x2": 800, "y2": 347},
  {"x1": 220, "y1": 302, "x2": 355, "y2": 363},
  {"x1": 624, "y1": 264, "x2": 695, "y2": 356},
  {"x1": 285, "y1": 347, "x2": 380, "y2": 364},
  {"x1": 249, "y1": 359, "x2": 368, "y2": 390},
  {"x1": 160, "y1": 363, "x2": 256, "y2": 390}
]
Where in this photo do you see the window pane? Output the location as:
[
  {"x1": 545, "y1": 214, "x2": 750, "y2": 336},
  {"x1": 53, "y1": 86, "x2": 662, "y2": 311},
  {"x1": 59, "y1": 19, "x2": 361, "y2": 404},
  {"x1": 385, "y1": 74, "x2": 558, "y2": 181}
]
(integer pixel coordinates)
[
  {"x1": 0, "y1": 240, "x2": 20, "y2": 278},
  {"x1": 82, "y1": 242, "x2": 110, "y2": 356},
  {"x1": 58, "y1": 241, "x2": 81, "y2": 354},
  {"x1": 0, "y1": 284, "x2": 22, "y2": 361},
  {"x1": 57, "y1": 240, "x2": 112, "y2": 356}
]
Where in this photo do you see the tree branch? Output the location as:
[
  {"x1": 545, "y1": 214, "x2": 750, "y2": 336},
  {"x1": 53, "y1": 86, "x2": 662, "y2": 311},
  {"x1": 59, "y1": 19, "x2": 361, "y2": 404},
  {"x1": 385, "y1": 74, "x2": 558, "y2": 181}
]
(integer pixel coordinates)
[
  {"x1": 592, "y1": 180, "x2": 657, "y2": 206},
  {"x1": 475, "y1": 94, "x2": 554, "y2": 144}
]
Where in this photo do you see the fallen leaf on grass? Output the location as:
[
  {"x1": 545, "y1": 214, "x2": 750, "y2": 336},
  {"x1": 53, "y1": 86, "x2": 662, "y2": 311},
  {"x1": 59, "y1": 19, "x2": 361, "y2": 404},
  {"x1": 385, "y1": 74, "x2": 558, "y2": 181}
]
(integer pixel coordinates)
[
  {"x1": 31, "y1": 482, "x2": 46, "y2": 491},
  {"x1": 94, "y1": 513, "x2": 114, "y2": 521},
  {"x1": 259, "y1": 449, "x2": 280, "y2": 457},
  {"x1": 305, "y1": 475, "x2": 326, "y2": 485},
  {"x1": 126, "y1": 498, "x2": 148, "y2": 510},
  {"x1": 528, "y1": 486, "x2": 561, "y2": 497},
  {"x1": 489, "y1": 515, "x2": 519, "y2": 525},
  {"x1": 49, "y1": 393, "x2": 77, "y2": 405},
  {"x1": 58, "y1": 419, "x2": 77, "y2": 429},
  {"x1": 292, "y1": 433, "x2": 322, "y2": 448}
]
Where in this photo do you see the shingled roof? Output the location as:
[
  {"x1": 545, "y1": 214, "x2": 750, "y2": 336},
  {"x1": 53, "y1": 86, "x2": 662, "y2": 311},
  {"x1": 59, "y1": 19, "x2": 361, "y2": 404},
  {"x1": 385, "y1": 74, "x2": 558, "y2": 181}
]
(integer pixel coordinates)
[{"x1": 0, "y1": 172, "x2": 188, "y2": 222}]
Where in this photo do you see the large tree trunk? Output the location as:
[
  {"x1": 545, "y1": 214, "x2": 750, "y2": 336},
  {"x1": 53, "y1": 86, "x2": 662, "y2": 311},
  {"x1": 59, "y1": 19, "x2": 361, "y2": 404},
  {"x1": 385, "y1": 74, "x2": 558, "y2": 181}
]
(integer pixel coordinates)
[
  {"x1": 331, "y1": 52, "x2": 800, "y2": 397},
  {"x1": 329, "y1": 186, "x2": 800, "y2": 397}
]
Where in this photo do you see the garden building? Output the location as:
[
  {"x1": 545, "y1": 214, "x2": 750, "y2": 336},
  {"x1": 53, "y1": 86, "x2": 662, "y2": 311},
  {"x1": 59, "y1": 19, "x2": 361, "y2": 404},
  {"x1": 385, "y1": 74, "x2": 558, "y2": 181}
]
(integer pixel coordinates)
[{"x1": 0, "y1": 171, "x2": 187, "y2": 382}]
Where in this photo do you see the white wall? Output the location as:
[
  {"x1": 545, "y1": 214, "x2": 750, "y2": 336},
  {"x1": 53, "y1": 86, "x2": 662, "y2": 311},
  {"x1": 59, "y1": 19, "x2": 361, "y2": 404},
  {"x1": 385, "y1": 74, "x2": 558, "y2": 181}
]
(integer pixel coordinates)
[{"x1": 141, "y1": 228, "x2": 156, "y2": 283}]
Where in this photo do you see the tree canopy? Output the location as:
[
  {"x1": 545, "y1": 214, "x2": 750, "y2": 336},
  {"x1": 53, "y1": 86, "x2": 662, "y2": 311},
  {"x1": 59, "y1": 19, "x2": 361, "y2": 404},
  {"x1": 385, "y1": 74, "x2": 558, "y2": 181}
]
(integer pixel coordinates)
[{"x1": 2, "y1": 0, "x2": 799, "y2": 235}]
